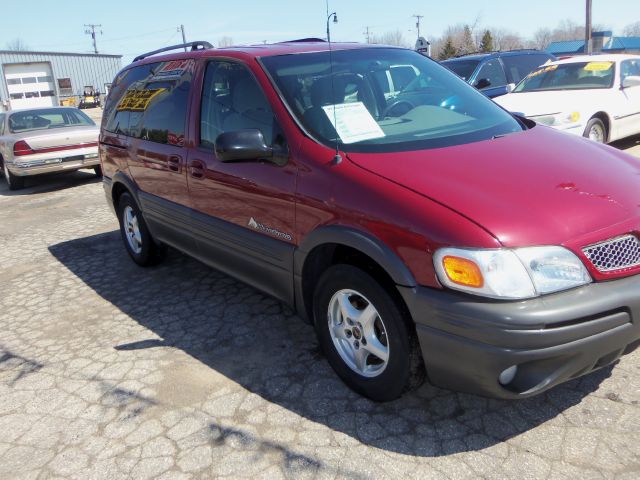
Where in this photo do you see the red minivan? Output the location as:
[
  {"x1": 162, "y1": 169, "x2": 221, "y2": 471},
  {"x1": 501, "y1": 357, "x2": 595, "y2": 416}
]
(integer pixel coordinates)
[{"x1": 100, "y1": 40, "x2": 640, "y2": 401}]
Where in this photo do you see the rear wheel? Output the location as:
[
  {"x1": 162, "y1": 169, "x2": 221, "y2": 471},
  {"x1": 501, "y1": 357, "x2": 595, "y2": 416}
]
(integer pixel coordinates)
[
  {"x1": 313, "y1": 264, "x2": 423, "y2": 401},
  {"x1": 583, "y1": 118, "x2": 607, "y2": 143},
  {"x1": 2, "y1": 160, "x2": 24, "y2": 191},
  {"x1": 117, "y1": 192, "x2": 166, "y2": 266}
]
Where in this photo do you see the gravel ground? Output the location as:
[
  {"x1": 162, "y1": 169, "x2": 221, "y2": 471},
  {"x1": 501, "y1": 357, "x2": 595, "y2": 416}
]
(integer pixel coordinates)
[{"x1": 1, "y1": 135, "x2": 639, "y2": 479}]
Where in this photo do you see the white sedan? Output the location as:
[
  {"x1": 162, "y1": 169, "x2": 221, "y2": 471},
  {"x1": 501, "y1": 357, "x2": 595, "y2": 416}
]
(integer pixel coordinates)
[{"x1": 494, "y1": 54, "x2": 640, "y2": 143}]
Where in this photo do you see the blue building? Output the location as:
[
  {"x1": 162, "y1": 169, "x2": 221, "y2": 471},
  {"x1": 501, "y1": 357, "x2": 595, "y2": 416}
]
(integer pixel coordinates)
[{"x1": 547, "y1": 31, "x2": 640, "y2": 57}]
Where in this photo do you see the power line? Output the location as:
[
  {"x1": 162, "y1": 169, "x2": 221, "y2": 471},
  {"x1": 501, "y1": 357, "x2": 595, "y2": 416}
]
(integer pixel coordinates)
[{"x1": 84, "y1": 24, "x2": 102, "y2": 54}]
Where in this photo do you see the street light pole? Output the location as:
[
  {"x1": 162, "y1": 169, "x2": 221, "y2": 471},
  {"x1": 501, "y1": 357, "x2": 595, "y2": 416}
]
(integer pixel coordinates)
[{"x1": 326, "y1": 12, "x2": 338, "y2": 42}]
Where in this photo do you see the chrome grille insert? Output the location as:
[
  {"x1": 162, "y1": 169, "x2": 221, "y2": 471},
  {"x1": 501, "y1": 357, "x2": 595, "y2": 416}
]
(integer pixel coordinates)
[{"x1": 583, "y1": 235, "x2": 640, "y2": 272}]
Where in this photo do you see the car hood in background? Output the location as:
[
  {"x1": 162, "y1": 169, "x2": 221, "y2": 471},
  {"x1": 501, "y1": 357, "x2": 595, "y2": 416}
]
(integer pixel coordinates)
[
  {"x1": 494, "y1": 89, "x2": 611, "y2": 117},
  {"x1": 347, "y1": 126, "x2": 640, "y2": 247}
]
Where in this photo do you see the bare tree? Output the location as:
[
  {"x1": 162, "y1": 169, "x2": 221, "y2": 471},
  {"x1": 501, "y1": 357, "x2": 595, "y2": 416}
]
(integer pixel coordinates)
[
  {"x1": 371, "y1": 29, "x2": 411, "y2": 48},
  {"x1": 491, "y1": 29, "x2": 524, "y2": 50},
  {"x1": 623, "y1": 21, "x2": 640, "y2": 37},
  {"x1": 532, "y1": 27, "x2": 552, "y2": 50},
  {"x1": 5, "y1": 38, "x2": 30, "y2": 51},
  {"x1": 218, "y1": 36, "x2": 234, "y2": 47}
]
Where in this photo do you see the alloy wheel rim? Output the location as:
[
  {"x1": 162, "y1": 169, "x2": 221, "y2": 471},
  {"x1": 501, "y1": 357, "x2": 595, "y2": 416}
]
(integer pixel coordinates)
[
  {"x1": 327, "y1": 289, "x2": 389, "y2": 378},
  {"x1": 123, "y1": 206, "x2": 143, "y2": 254},
  {"x1": 589, "y1": 124, "x2": 604, "y2": 143}
]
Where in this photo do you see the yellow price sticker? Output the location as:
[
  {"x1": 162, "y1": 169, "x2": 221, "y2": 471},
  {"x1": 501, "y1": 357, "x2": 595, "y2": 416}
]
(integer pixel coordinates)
[
  {"x1": 584, "y1": 62, "x2": 613, "y2": 71},
  {"x1": 116, "y1": 88, "x2": 165, "y2": 112}
]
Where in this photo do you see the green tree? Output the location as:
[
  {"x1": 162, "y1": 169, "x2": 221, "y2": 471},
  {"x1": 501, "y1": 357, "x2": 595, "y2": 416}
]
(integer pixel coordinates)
[
  {"x1": 460, "y1": 25, "x2": 476, "y2": 54},
  {"x1": 438, "y1": 37, "x2": 458, "y2": 60},
  {"x1": 480, "y1": 30, "x2": 494, "y2": 52}
]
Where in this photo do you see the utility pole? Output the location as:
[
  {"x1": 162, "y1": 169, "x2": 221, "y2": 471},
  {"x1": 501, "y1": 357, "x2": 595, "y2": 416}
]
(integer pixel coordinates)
[
  {"x1": 584, "y1": 0, "x2": 593, "y2": 54},
  {"x1": 363, "y1": 26, "x2": 372, "y2": 43},
  {"x1": 412, "y1": 14, "x2": 424, "y2": 39},
  {"x1": 178, "y1": 25, "x2": 187, "y2": 50},
  {"x1": 84, "y1": 24, "x2": 102, "y2": 54}
]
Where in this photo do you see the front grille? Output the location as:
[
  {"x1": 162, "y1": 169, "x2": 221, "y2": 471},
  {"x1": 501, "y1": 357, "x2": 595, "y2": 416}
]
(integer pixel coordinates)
[{"x1": 583, "y1": 235, "x2": 640, "y2": 272}]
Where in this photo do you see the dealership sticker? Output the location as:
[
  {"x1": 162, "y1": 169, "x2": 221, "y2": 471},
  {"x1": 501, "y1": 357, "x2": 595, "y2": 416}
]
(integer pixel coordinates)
[
  {"x1": 584, "y1": 62, "x2": 613, "y2": 71},
  {"x1": 322, "y1": 102, "x2": 385, "y2": 144},
  {"x1": 117, "y1": 88, "x2": 165, "y2": 111}
]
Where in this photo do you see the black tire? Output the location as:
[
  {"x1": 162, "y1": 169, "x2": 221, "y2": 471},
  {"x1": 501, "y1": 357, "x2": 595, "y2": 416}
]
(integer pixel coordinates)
[
  {"x1": 2, "y1": 160, "x2": 25, "y2": 191},
  {"x1": 116, "y1": 192, "x2": 166, "y2": 266},
  {"x1": 94, "y1": 165, "x2": 103, "y2": 177},
  {"x1": 313, "y1": 264, "x2": 424, "y2": 401},
  {"x1": 583, "y1": 117, "x2": 607, "y2": 143}
]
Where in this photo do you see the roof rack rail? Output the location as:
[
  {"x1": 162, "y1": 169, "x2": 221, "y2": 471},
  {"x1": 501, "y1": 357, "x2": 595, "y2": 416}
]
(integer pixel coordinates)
[
  {"x1": 280, "y1": 37, "x2": 326, "y2": 43},
  {"x1": 133, "y1": 41, "x2": 213, "y2": 62},
  {"x1": 452, "y1": 48, "x2": 541, "y2": 58}
]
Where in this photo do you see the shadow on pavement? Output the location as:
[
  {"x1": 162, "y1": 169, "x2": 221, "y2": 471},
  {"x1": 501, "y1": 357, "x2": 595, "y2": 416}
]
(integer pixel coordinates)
[
  {"x1": 0, "y1": 169, "x2": 100, "y2": 197},
  {"x1": 49, "y1": 231, "x2": 613, "y2": 457}
]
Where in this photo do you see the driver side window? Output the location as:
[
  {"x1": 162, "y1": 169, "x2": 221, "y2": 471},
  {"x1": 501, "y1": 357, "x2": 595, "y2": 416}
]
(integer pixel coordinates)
[
  {"x1": 200, "y1": 61, "x2": 274, "y2": 148},
  {"x1": 475, "y1": 60, "x2": 507, "y2": 89}
]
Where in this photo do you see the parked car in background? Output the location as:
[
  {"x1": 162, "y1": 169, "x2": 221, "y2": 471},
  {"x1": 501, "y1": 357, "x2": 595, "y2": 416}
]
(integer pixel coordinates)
[
  {"x1": 495, "y1": 54, "x2": 640, "y2": 143},
  {"x1": 102, "y1": 41, "x2": 640, "y2": 402},
  {"x1": 441, "y1": 50, "x2": 556, "y2": 98},
  {"x1": 0, "y1": 107, "x2": 100, "y2": 190}
]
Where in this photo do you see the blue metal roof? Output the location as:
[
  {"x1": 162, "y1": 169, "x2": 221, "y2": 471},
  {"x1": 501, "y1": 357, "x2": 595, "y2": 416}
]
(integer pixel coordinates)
[
  {"x1": 603, "y1": 37, "x2": 640, "y2": 51},
  {"x1": 546, "y1": 40, "x2": 585, "y2": 55}
]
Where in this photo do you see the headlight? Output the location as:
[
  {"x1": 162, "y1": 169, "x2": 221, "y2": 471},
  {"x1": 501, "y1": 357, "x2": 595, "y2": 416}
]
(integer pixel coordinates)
[
  {"x1": 433, "y1": 246, "x2": 591, "y2": 299},
  {"x1": 533, "y1": 112, "x2": 581, "y2": 126}
]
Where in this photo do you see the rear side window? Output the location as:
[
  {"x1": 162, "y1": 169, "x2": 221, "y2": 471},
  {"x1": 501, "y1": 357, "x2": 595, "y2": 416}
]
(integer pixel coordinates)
[
  {"x1": 502, "y1": 55, "x2": 550, "y2": 84},
  {"x1": 104, "y1": 60, "x2": 193, "y2": 146}
]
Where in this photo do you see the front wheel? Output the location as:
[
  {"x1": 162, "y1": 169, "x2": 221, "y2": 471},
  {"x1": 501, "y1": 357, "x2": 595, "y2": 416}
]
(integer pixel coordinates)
[
  {"x1": 313, "y1": 264, "x2": 423, "y2": 401},
  {"x1": 2, "y1": 160, "x2": 25, "y2": 190},
  {"x1": 117, "y1": 192, "x2": 166, "y2": 266},
  {"x1": 583, "y1": 118, "x2": 607, "y2": 143}
]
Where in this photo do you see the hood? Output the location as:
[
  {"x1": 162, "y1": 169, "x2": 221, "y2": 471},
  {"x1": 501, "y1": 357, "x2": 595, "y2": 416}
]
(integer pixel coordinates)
[
  {"x1": 494, "y1": 90, "x2": 609, "y2": 117},
  {"x1": 346, "y1": 126, "x2": 640, "y2": 247}
]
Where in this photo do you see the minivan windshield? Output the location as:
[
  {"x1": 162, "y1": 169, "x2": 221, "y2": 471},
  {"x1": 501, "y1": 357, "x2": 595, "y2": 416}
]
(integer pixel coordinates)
[
  {"x1": 514, "y1": 61, "x2": 616, "y2": 92},
  {"x1": 261, "y1": 48, "x2": 522, "y2": 153},
  {"x1": 9, "y1": 108, "x2": 95, "y2": 133}
]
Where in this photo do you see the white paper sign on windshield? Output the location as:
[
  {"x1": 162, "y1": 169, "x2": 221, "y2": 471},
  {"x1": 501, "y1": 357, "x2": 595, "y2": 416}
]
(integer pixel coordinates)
[{"x1": 322, "y1": 102, "x2": 385, "y2": 144}]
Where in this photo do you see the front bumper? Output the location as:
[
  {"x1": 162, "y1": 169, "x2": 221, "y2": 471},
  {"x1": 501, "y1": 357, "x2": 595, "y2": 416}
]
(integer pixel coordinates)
[
  {"x1": 399, "y1": 274, "x2": 640, "y2": 399},
  {"x1": 7, "y1": 148, "x2": 100, "y2": 176}
]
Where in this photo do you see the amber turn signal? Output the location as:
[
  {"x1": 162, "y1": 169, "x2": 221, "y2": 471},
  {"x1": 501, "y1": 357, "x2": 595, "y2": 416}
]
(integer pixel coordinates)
[{"x1": 442, "y1": 256, "x2": 484, "y2": 288}]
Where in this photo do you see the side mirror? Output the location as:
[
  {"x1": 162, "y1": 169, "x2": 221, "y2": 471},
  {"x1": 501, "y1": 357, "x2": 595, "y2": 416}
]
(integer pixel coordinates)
[
  {"x1": 622, "y1": 75, "x2": 640, "y2": 89},
  {"x1": 474, "y1": 78, "x2": 491, "y2": 90},
  {"x1": 506, "y1": 83, "x2": 516, "y2": 93},
  {"x1": 215, "y1": 129, "x2": 273, "y2": 163}
]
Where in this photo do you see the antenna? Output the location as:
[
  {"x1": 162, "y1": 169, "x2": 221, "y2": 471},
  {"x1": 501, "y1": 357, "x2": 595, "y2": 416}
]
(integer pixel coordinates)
[{"x1": 326, "y1": 3, "x2": 342, "y2": 165}]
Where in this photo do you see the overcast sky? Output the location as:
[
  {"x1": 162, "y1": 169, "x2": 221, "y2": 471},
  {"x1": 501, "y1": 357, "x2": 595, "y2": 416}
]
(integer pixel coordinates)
[{"x1": 1, "y1": 0, "x2": 637, "y2": 63}]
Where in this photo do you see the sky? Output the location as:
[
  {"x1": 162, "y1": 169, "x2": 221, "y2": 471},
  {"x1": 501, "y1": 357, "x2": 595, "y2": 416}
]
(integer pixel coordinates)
[{"x1": 1, "y1": 0, "x2": 638, "y2": 64}]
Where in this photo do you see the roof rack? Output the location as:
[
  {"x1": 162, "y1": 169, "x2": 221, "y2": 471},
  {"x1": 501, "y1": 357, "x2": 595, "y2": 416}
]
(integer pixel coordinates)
[
  {"x1": 280, "y1": 38, "x2": 326, "y2": 43},
  {"x1": 133, "y1": 41, "x2": 213, "y2": 62},
  {"x1": 452, "y1": 48, "x2": 542, "y2": 58}
]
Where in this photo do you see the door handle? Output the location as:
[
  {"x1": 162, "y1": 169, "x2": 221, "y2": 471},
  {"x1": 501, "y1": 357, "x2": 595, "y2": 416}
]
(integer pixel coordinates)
[
  {"x1": 190, "y1": 160, "x2": 205, "y2": 179},
  {"x1": 168, "y1": 155, "x2": 181, "y2": 173}
]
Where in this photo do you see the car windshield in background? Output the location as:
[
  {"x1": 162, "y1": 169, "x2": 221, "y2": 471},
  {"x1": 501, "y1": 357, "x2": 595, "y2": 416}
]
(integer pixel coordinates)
[
  {"x1": 8, "y1": 108, "x2": 95, "y2": 133},
  {"x1": 261, "y1": 48, "x2": 521, "y2": 153},
  {"x1": 514, "y1": 61, "x2": 616, "y2": 92},
  {"x1": 440, "y1": 59, "x2": 480, "y2": 81}
]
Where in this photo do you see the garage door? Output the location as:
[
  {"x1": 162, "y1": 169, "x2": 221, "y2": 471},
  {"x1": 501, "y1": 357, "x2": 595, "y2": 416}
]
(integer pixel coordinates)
[{"x1": 4, "y1": 63, "x2": 58, "y2": 110}]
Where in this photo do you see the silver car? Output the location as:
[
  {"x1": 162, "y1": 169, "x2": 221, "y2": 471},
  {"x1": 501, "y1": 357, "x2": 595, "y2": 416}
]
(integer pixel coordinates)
[{"x1": 0, "y1": 107, "x2": 100, "y2": 190}]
